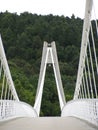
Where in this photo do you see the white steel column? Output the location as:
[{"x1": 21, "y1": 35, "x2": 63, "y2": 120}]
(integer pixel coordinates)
[
  {"x1": 74, "y1": 0, "x2": 93, "y2": 99},
  {"x1": 0, "y1": 35, "x2": 19, "y2": 101},
  {"x1": 34, "y1": 41, "x2": 49, "y2": 116},
  {"x1": 34, "y1": 41, "x2": 66, "y2": 116},
  {"x1": 51, "y1": 42, "x2": 66, "y2": 110}
]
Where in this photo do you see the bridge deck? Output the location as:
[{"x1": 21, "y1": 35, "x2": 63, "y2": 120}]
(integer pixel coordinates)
[{"x1": 0, "y1": 117, "x2": 97, "y2": 130}]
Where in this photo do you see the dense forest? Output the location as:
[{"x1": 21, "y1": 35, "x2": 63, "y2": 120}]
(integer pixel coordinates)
[{"x1": 0, "y1": 11, "x2": 83, "y2": 116}]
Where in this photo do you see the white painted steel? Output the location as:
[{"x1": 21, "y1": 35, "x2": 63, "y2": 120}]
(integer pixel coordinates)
[
  {"x1": 0, "y1": 35, "x2": 38, "y2": 121},
  {"x1": 74, "y1": 0, "x2": 93, "y2": 99},
  {"x1": 0, "y1": 35, "x2": 19, "y2": 101},
  {"x1": 0, "y1": 1, "x2": 98, "y2": 128},
  {"x1": 61, "y1": 99, "x2": 98, "y2": 127},
  {"x1": 34, "y1": 42, "x2": 49, "y2": 116},
  {"x1": 50, "y1": 42, "x2": 66, "y2": 110},
  {"x1": 0, "y1": 100, "x2": 37, "y2": 121},
  {"x1": 34, "y1": 41, "x2": 66, "y2": 116},
  {"x1": 74, "y1": 0, "x2": 98, "y2": 100}
]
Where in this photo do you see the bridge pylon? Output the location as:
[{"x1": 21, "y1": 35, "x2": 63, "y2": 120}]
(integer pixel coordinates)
[
  {"x1": 0, "y1": 35, "x2": 19, "y2": 101},
  {"x1": 34, "y1": 41, "x2": 66, "y2": 116}
]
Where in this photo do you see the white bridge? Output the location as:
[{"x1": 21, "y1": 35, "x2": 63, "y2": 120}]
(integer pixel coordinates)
[{"x1": 0, "y1": 0, "x2": 98, "y2": 129}]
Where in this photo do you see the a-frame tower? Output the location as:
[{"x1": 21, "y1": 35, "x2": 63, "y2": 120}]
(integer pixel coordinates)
[{"x1": 34, "y1": 41, "x2": 66, "y2": 116}]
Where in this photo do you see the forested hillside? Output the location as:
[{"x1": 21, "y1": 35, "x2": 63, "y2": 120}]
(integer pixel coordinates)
[{"x1": 0, "y1": 11, "x2": 83, "y2": 116}]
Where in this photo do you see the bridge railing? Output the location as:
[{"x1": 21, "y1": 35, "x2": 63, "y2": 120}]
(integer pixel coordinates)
[
  {"x1": 0, "y1": 100, "x2": 37, "y2": 121},
  {"x1": 61, "y1": 99, "x2": 98, "y2": 127}
]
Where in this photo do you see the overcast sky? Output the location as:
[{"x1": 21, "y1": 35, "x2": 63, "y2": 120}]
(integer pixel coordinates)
[{"x1": 0, "y1": 0, "x2": 98, "y2": 18}]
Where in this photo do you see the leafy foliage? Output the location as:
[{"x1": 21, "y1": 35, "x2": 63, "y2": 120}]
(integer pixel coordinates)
[{"x1": 0, "y1": 11, "x2": 83, "y2": 116}]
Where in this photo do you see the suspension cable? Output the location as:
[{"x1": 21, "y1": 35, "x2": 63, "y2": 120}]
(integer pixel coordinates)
[
  {"x1": 88, "y1": 39, "x2": 97, "y2": 98},
  {"x1": 84, "y1": 66, "x2": 90, "y2": 98},
  {"x1": 0, "y1": 62, "x2": 2, "y2": 79},
  {"x1": 92, "y1": 0, "x2": 98, "y2": 37},
  {"x1": 83, "y1": 75, "x2": 87, "y2": 98},
  {"x1": 4, "y1": 80, "x2": 8, "y2": 100},
  {"x1": 1, "y1": 73, "x2": 5, "y2": 100},
  {"x1": 86, "y1": 55, "x2": 94, "y2": 98},
  {"x1": 91, "y1": 23, "x2": 98, "y2": 74}
]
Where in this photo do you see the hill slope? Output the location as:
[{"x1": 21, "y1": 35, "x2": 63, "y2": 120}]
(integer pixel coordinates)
[{"x1": 0, "y1": 11, "x2": 83, "y2": 116}]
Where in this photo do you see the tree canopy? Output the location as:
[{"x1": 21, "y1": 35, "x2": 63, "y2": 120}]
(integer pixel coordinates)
[{"x1": 0, "y1": 11, "x2": 84, "y2": 116}]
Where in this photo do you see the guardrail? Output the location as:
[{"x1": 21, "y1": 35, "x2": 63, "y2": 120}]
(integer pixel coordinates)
[
  {"x1": 61, "y1": 99, "x2": 98, "y2": 127},
  {"x1": 0, "y1": 100, "x2": 38, "y2": 121}
]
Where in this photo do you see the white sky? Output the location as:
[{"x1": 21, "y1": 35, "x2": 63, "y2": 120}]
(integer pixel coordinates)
[{"x1": 0, "y1": 0, "x2": 98, "y2": 18}]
